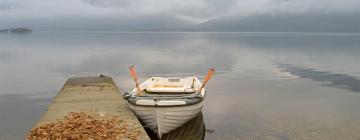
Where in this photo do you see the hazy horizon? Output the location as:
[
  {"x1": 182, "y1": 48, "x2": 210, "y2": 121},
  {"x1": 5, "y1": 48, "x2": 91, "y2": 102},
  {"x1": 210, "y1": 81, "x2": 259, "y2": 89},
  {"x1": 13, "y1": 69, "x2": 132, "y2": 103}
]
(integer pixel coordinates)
[{"x1": 1, "y1": 0, "x2": 360, "y2": 32}]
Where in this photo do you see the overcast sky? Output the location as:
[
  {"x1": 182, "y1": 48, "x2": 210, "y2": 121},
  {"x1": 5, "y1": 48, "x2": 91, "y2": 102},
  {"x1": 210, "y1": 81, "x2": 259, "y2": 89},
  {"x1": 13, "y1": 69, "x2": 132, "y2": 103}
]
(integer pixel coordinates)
[{"x1": 1, "y1": 0, "x2": 360, "y2": 30}]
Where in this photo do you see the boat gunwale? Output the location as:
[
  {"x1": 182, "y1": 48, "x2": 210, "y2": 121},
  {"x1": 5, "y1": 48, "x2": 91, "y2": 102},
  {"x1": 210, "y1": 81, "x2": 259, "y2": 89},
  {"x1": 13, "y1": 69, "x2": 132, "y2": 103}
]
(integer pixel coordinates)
[
  {"x1": 124, "y1": 76, "x2": 205, "y2": 107},
  {"x1": 125, "y1": 96, "x2": 204, "y2": 107}
]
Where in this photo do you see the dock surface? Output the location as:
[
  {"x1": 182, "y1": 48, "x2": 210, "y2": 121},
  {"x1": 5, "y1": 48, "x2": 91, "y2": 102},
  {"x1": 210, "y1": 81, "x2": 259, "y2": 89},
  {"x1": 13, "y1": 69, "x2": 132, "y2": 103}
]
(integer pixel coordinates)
[{"x1": 33, "y1": 76, "x2": 149, "y2": 139}]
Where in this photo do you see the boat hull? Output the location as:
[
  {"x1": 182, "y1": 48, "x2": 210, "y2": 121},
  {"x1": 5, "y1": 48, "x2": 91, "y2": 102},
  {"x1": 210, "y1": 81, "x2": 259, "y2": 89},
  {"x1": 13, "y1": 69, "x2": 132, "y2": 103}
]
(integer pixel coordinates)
[{"x1": 127, "y1": 101, "x2": 204, "y2": 138}]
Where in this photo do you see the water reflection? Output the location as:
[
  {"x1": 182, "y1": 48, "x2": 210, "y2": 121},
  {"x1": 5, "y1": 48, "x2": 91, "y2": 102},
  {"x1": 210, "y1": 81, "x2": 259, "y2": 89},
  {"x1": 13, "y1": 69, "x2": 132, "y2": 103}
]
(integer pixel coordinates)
[
  {"x1": 0, "y1": 93, "x2": 52, "y2": 140},
  {"x1": 1, "y1": 32, "x2": 360, "y2": 139},
  {"x1": 0, "y1": 51, "x2": 16, "y2": 62},
  {"x1": 279, "y1": 64, "x2": 360, "y2": 92}
]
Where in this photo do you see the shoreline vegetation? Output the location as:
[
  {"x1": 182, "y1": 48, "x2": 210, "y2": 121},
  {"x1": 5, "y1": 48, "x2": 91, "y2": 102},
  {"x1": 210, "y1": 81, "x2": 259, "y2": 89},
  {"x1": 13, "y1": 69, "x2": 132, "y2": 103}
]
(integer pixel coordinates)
[{"x1": 0, "y1": 27, "x2": 32, "y2": 34}]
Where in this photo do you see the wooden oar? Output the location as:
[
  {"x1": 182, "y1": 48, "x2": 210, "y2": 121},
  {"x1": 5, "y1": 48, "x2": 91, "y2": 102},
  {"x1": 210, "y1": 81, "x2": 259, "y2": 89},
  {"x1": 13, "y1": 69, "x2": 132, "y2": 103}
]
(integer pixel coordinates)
[
  {"x1": 198, "y1": 68, "x2": 215, "y2": 93},
  {"x1": 129, "y1": 65, "x2": 141, "y2": 95}
]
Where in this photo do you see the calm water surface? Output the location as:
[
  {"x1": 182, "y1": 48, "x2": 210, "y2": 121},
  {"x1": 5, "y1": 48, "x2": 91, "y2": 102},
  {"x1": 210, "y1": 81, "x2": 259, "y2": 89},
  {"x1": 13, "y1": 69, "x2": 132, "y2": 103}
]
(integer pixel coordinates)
[{"x1": 1, "y1": 32, "x2": 360, "y2": 140}]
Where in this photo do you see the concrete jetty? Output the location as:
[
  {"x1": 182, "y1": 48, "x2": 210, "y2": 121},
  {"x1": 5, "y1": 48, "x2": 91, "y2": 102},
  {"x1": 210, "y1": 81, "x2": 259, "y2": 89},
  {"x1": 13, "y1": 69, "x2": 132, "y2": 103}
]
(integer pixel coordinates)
[
  {"x1": 31, "y1": 75, "x2": 205, "y2": 140},
  {"x1": 32, "y1": 76, "x2": 149, "y2": 139}
]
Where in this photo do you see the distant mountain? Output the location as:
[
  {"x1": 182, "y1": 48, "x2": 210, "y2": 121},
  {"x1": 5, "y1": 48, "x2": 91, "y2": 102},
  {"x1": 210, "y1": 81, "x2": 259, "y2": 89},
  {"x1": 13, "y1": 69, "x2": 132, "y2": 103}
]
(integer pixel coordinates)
[
  {"x1": 2, "y1": 15, "x2": 195, "y2": 31},
  {"x1": 196, "y1": 13, "x2": 360, "y2": 32},
  {"x1": 2, "y1": 13, "x2": 360, "y2": 32},
  {"x1": 0, "y1": 27, "x2": 32, "y2": 34}
]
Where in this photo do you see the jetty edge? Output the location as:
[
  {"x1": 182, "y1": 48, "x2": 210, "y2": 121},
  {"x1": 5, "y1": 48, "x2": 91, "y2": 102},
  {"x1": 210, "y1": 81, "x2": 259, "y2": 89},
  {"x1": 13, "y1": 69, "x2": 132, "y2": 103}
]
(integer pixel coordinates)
[{"x1": 29, "y1": 76, "x2": 150, "y2": 139}]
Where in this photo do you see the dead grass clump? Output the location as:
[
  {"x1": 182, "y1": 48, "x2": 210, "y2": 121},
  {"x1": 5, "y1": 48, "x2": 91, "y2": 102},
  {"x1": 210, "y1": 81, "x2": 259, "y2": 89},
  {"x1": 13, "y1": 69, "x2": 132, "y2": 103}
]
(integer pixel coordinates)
[{"x1": 27, "y1": 112, "x2": 141, "y2": 140}]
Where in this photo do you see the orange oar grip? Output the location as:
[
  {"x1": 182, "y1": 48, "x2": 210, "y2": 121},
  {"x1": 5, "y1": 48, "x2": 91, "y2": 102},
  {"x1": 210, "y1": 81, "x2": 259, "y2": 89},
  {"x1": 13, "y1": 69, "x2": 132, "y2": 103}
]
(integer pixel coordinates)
[
  {"x1": 129, "y1": 65, "x2": 138, "y2": 81},
  {"x1": 129, "y1": 65, "x2": 141, "y2": 95},
  {"x1": 199, "y1": 68, "x2": 215, "y2": 92},
  {"x1": 203, "y1": 68, "x2": 215, "y2": 84}
]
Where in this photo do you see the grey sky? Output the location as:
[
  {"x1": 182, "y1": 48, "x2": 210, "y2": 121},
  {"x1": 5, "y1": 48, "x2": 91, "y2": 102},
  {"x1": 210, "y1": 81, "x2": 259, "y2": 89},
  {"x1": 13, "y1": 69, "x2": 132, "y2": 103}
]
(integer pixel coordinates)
[{"x1": 1, "y1": 0, "x2": 360, "y2": 31}]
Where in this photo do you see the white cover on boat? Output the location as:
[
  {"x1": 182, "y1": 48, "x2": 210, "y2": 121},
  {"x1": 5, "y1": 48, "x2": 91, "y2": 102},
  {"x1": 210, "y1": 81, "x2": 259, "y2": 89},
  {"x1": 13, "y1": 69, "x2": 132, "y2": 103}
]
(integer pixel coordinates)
[
  {"x1": 136, "y1": 100, "x2": 156, "y2": 106},
  {"x1": 146, "y1": 87, "x2": 195, "y2": 93},
  {"x1": 156, "y1": 100, "x2": 186, "y2": 106}
]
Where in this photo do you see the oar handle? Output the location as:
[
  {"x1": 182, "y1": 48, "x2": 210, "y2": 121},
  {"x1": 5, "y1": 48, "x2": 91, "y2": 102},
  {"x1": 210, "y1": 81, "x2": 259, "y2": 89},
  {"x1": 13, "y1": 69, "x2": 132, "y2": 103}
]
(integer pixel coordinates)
[
  {"x1": 198, "y1": 68, "x2": 215, "y2": 93},
  {"x1": 129, "y1": 65, "x2": 141, "y2": 95}
]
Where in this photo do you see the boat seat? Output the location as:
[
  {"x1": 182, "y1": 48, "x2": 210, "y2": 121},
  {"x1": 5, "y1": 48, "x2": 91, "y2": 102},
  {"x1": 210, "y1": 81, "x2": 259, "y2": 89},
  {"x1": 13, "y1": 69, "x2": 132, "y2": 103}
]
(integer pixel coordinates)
[{"x1": 145, "y1": 84, "x2": 195, "y2": 93}]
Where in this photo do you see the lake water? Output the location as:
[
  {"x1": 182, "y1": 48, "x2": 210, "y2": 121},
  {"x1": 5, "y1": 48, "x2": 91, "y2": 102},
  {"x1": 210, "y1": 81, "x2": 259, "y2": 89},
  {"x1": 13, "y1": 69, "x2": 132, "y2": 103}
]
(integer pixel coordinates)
[{"x1": 1, "y1": 32, "x2": 360, "y2": 140}]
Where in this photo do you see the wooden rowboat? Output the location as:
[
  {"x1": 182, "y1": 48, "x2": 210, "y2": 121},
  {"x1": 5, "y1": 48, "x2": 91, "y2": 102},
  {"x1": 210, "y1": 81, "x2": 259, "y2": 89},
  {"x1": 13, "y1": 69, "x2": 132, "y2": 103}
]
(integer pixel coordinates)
[{"x1": 124, "y1": 66, "x2": 214, "y2": 138}]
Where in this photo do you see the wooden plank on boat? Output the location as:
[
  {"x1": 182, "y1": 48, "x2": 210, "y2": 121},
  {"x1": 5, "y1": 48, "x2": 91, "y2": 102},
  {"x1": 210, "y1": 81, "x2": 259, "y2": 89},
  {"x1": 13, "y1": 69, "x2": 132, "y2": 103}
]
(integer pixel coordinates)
[{"x1": 31, "y1": 76, "x2": 150, "y2": 140}]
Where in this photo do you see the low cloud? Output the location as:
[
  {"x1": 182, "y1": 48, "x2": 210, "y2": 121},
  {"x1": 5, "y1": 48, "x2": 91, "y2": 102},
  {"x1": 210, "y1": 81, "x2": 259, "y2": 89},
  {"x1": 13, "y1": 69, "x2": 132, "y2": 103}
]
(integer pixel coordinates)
[
  {"x1": 82, "y1": 0, "x2": 135, "y2": 8},
  {"x1": 1, "y1": 0, "x2": 360, "y2": 31},
  {"x1": 0, "y1": 0, "x2": 18, "y2": 10}
]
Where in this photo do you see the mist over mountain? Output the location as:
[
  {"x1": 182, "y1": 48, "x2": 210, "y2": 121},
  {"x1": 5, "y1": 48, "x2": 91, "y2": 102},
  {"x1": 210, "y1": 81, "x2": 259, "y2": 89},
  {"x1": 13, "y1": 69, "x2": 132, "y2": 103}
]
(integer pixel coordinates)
[
  {"x1": 1, "y1": 0, "x2": 360, "y2": 32},
  {"x1": 1, "y1": 15, "x2": 194, "y2": 31},
  {"x1": 4, "y1": 13, "x2": 360, "y2": 32},
  {"x1": 197, "y1": 13, "x2": 360, "y2": 32}
]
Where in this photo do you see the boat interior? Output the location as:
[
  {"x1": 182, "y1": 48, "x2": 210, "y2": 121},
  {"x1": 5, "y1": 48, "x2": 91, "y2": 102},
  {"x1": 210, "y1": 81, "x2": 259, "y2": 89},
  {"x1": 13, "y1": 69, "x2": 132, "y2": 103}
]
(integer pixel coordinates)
[{"x1": 139, "y1": 77, "x2": 202, "y2": 95}]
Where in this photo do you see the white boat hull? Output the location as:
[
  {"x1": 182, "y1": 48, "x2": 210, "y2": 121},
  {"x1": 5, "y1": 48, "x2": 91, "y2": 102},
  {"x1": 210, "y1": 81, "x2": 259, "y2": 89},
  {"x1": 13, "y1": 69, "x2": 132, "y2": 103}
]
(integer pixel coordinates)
[{"x1": 127, "y1": 101, "x2": 204, "y2": 138}]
